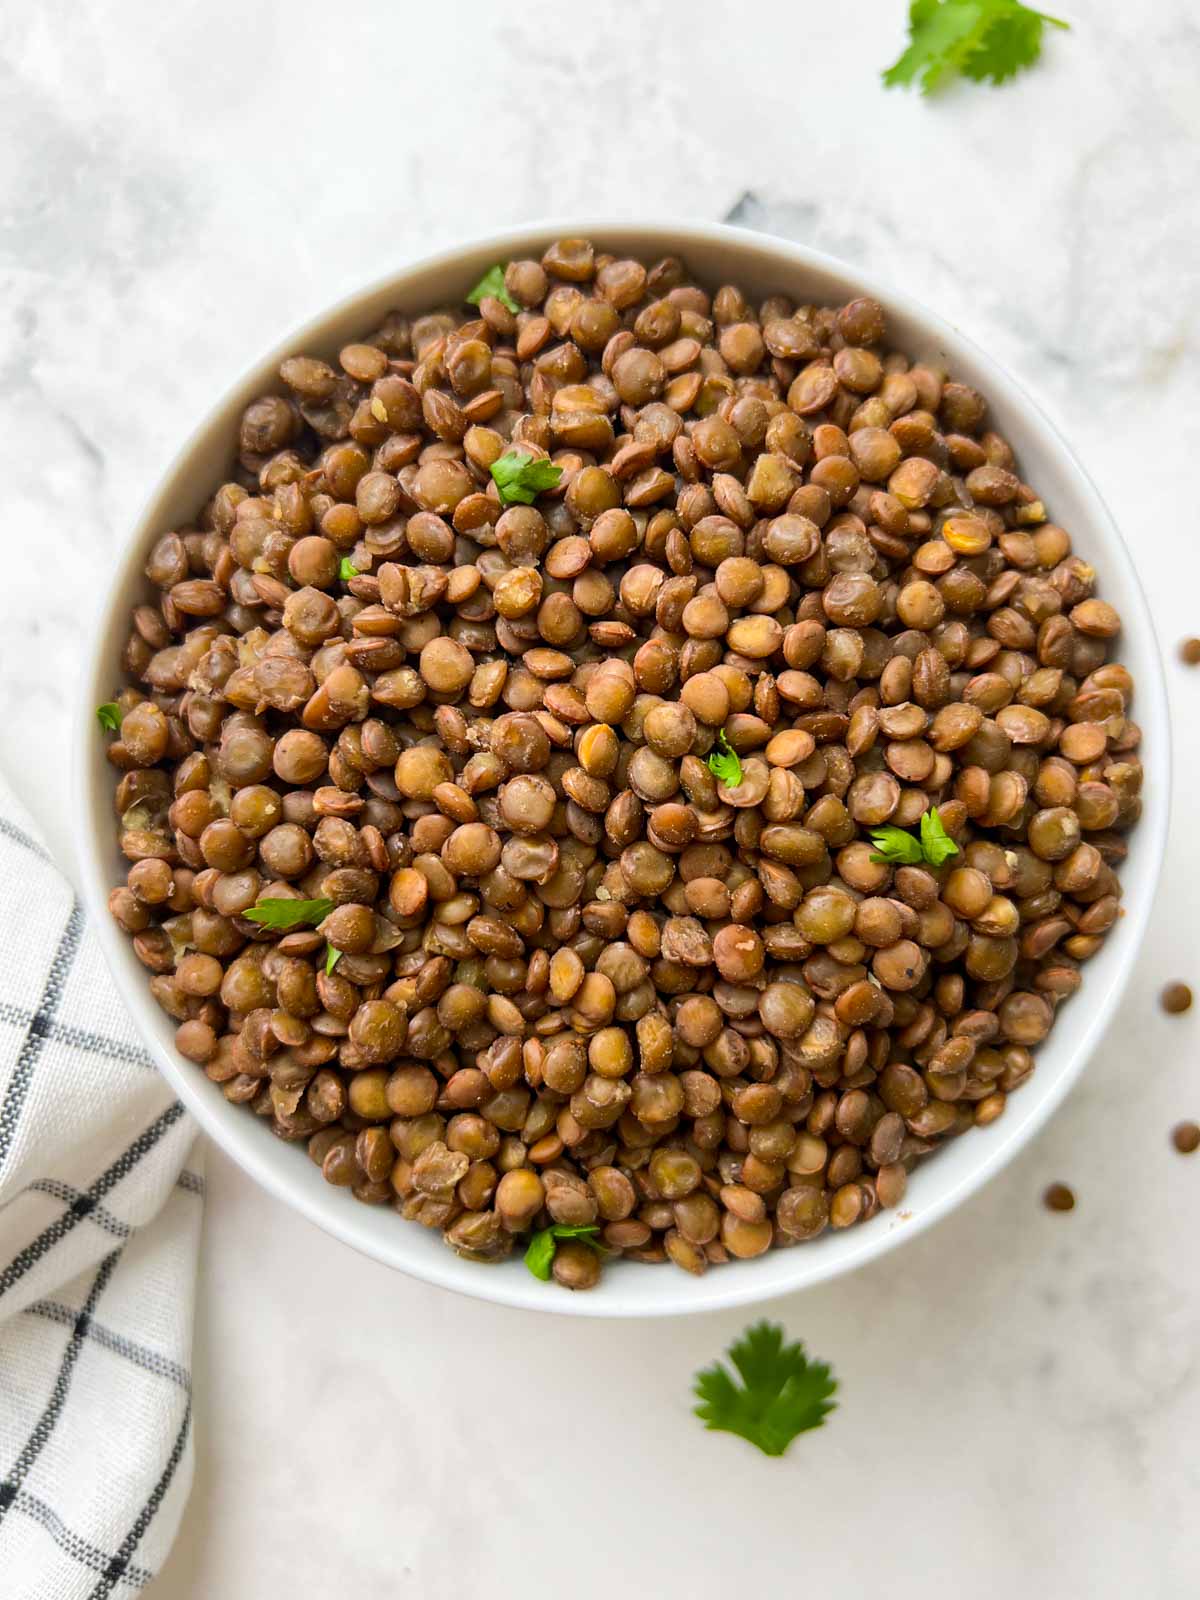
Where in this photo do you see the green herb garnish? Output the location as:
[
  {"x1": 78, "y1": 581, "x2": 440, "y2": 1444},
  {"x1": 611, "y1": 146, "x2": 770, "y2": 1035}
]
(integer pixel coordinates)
[
  {"x1": 325, "y1": 943, "x2": 342, "y2": 977},
  {"x1": 466, "y1": 264, "x2": 519, "y2": 314},
  {"x1": 338, "y1": 557, "x2": 359, "y2": 581},
  {"x1": 523, "y1": 1223, "x2": 604, "y2": 1282},
  {"x1": 243, "y1": 896, "x2": 334, "y2": 932},
  {"x1": 490, "y1": 451, "x2": 563, "y2": 507},
  {"x1": 693, "y1": 1321, "x2": 837, "y2": 1458},
  {"x1": 867, "y1": 825, "x2": 926, "y2": 866},
  {"x1": 869, "y1": 805, "x2": 960, "y2": 867},
  {"x1": 96, "y1": 703, "x2": 122, "y2": 732},
  {"x1": 706, "y1": 730, "x2": 743, "y2": 788},
  {"x1": 882, "y1": 0, "x2": 1069, "y2": 95},
  {"x1": 919, "y1": 805, "x2": 961, "y2": 866}
]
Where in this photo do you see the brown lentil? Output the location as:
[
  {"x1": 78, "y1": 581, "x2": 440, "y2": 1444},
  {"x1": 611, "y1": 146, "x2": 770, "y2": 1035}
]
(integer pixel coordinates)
[
  {"x1": 1161, "y1": 982, "x2": 1192, "y2": 1015},
  {"x1": 101, "y1": 237, "x2": 1143, "y2": 1290},
  {"x1": 1171, "y1": 1122, "x2": 1200, "y2": 1154},
  {"x1": 1042, "y1": 1182, "x2": 1076, "y2": 1212}
]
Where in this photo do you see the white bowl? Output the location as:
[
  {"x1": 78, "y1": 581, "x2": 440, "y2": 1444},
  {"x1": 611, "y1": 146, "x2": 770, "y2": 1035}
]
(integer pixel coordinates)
[{"x1": 73, "y1": 219, "x2": 1170, "y2": 1318}]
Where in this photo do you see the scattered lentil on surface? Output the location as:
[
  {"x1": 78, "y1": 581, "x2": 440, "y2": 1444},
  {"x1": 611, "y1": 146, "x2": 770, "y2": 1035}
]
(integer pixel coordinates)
[{"x1": 1161, "y1": 982, "x2": 1192, "y2": 1016}]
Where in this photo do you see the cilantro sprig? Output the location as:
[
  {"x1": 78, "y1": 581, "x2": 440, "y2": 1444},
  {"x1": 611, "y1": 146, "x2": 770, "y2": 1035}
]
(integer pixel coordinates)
[
  {"x1": 338, "y1": 556, "x2": 359, "y2": 581},
  {"x1": 466, "y1": 264, "x2": 519, "y2": 314},
  {"x1": 869, "y1": 805, "x2": 960, "y2": 868},
  {"x1": 243, "y1": 896, "x2": 334, "y2": 932},
  {"x1": 882, "y1": 0, "x2": 1069, "y2": 95},
  {"x1": 523, "y1": 1223, "x2": 604, "y2": 1282},
  {"x1": 868, "y1": 825, "x2": 925, "y2": 866},
  {"x1": 706, "y1": 730, "x2": 743, "y2": 788},
  {"x1": 325, "y1": 943, "x2": 343, "y2": 977},
  {"x1": 693, "y1": 1321, "x2": 837, "y2": 1457},
  {"x1": 490, "y1": 451, "x2": 563, "y2": 507},
  {"x1": 96, "y1": 703, "x2": 122, "y2": 733},
  {"x1": 919, "y1": 807, "x2": 961, "y2": 865}
]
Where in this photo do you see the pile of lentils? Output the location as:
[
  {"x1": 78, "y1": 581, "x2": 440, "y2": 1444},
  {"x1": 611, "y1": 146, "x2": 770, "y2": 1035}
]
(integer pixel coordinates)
[{"x1": 103, "y1": 238, "x2": 1142, "y2": 1289}]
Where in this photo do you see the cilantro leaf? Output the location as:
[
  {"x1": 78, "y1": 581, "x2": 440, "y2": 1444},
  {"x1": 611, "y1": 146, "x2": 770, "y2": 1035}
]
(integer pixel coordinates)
[
  {"x1": 466, "y1": 264, "x2": 519, "y2": 314},
  {"x1": 96, "y1": 702, "x2": 122, "y2": 733},
  {"x1": 325, "y1": 943, "x2": 343, "y2": 977},
  {"x1": 882, "y1": 0, "x2": 1068, "y2": 95},
  {"x1": 919, "y1": 805, "x2": 961, "y2": 865},
  {"x1": 706, "y1": 730, "x2": 743, "y2": 788},
  {"x1": 523, "y1": 1223, "x2": 604, "y2": 1282},
  {"x1": 490, "y1": 451, "x2": 563, "y2": 506},
  {"x1": 243, "y1": 896, "x2": 334, "y2": 932},
  {"x1": 961, "y1": 1, "x2": 1067, "y2": 84},
  {"x1": 882, "y1": 0, "x2": 984, "y2": 92},
  {"x1": 868, "y1": 824, "x2": 926, "y2": 866},
  {"x1": 870, "y1": 806, "x2": 960, "y2": 868},
  {"x1": 338, "y1": 556, "x2": 359, "y2": 581},
  {"x1": 693, "y1": 1321, "x2": 837, "y2": 1457}
]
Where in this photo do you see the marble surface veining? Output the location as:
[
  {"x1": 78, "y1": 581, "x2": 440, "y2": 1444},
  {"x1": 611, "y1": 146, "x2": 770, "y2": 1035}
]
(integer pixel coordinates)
[{"x1": 2, "y1": 1, "x2": 1198, "y2": 1595}]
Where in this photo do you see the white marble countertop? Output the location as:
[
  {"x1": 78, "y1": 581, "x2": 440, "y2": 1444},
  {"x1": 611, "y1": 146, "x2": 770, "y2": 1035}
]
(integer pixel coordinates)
[{"x1": 3, "y1": 0, "x2": 1199, "y2": 1594}]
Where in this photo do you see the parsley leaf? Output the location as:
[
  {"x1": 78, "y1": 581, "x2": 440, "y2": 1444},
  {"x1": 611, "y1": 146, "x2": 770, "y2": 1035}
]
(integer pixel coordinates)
[
  {"x1": 338, "y1": 556, "x2": 359, "y2": 581},
  {"x1": 523, "y1": 1223, "x2": 604, "y2": 1282},
  {"x1": 466, "y1": 264, "x2": 519, "y2": 314},
  {"x1": 96, "y1": 702, "x2": 122, "y2": 733},
  {"x1": 325, "y1": 943, "x2": 342, "y2": 977},
  {"x1": 490, "y1": 451, "x2": 563, "y2": 506},
  {"x1": 706, "y1": 730, "x2": 743, "y2": 788},
  {"x1": 882, "y1": 0, "x2": 1068, "y2": 95},
  {"x1": 870, "y1": 806, "x2": 960, "y2": 867},
  {"x1": 919, "y1": 805, "x2": 961, "y2": 866},
  {"x1": 868, "y1": 825, "x2": 926, "y2": 866},
  {"x1": 693, "y1": 1321, "x2": 837, "y2": 1457},
  {"x1": 243, "y1": 896, "x2": 334, "y2": 932}
]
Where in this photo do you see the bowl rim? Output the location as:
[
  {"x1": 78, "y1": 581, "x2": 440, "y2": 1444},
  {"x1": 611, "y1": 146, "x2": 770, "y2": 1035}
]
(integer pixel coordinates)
[{"x1": 72, "y1": 216, "x2": 1171, "y2": 1318}]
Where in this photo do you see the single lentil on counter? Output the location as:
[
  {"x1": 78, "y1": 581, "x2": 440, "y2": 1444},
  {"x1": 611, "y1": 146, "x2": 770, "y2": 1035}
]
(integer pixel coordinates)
[
  {"x1": 1161, "y1": 982, "x2": 1192, "y2": 1016},
  {"x1": 1043, "y1": 1183, "x2": 1076, "y2": 1212},
  {"x1": 100, "y1": 237, "x2": 1144, "y2": 1288}
]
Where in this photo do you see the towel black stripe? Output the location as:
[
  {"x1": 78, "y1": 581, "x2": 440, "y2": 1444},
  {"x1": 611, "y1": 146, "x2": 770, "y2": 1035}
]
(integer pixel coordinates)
[
  {"x1": 86, "y1": 1399, "x2": 193, "y2": 1599},
  {"x1": 0, "y1": 1102, "x2": 185, "y2": 1301},
  {"x1": 22, "y1": 1179, "x2": 132, "y2": 1239},
  {"x1": 5, "y1": 1488, "x2": 152, "y2": 1588},
  {"x1": 0, "y1": 822, "x2": 197, "y2": 1590},
  {"x1": 0, "y1": 1251, "x2": 121, "y2": 1517},
  {"x1": 0, "y1": 902, "x2": 85, "y2": 1176},
  {"x1": 24, "y1": 1299, "x2": 191, "y2": 1392},
  {"x1": 0, "y1": 1169, "x2": 196, "y2": 1232},
  {"x1": 36, "y1": 1020, "x2": 153, "y2": 1070},
  {"x1": 0, "y1": 1001, "x2": 153, "y2": 1070},
  {"x1": 0, "y1": 815, "x2": 52, "y2": 862}
]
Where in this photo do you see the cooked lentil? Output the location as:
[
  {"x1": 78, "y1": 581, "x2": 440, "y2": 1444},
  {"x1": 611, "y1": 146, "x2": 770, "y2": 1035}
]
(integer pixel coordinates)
[
  {"x1": 1161, "y1": 982, "x2": 1192, "y2": 1015},
  {"x1": 1043, "y1": 1182, "x2": 1076, "y2": 1212},
  {"x1": 102, "y1": 238, "x2": 1143, "y2": 1288}
]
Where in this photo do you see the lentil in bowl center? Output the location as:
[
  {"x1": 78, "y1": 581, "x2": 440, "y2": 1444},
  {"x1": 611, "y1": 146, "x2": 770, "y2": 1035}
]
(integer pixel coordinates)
[{"x1": 99, "y1": 235, "x2": 1143, "y2": 1291}]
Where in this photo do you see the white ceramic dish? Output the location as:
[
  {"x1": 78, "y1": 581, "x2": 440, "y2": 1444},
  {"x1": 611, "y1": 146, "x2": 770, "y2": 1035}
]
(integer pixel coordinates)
[{"x1": 73, "y1": 219, "x2": 1170, "y2": 1317}]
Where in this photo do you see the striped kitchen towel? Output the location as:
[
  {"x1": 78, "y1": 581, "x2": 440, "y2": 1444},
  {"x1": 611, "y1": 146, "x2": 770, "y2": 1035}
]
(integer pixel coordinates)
[{"x1": 0, "y1": 772, "x2": 202, "y2": 1598}]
